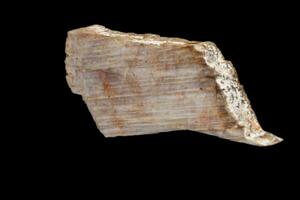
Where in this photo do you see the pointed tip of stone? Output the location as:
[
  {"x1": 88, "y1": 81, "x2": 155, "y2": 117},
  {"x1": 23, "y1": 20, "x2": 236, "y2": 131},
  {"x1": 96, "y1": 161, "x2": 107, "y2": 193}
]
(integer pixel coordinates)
[{"x1": 247, "y1": 131, "x2": 283, "y2": 147}]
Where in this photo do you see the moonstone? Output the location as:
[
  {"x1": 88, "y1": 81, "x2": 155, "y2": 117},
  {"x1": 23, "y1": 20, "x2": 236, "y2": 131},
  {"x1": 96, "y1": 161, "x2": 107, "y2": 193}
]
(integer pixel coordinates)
[{"x1": 65, "y1": 25, "x2": 282, "y2": 146}]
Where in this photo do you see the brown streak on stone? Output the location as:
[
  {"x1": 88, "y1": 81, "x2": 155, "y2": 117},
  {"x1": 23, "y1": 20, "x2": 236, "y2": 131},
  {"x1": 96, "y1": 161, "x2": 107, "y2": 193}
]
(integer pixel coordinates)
[
  {"x1": 98, "y1": 70, "x2": 125, "y2": 134},
  {"x1": 125, "y1": 71, "x2": 150, "y2": 118}
]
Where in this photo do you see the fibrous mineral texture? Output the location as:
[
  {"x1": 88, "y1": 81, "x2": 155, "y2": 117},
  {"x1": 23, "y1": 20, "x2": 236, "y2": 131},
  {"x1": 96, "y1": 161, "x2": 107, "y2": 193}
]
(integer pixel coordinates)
[{"x1": 65, "y1": 25, "x2": 282, "y2": 146}]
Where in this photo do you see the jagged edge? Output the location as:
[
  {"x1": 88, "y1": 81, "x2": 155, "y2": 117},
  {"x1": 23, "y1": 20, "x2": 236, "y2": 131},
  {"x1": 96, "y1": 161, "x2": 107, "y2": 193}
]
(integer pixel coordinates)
[{"x1": 193, "y1": 42, "x2": 282, "y2": 146}]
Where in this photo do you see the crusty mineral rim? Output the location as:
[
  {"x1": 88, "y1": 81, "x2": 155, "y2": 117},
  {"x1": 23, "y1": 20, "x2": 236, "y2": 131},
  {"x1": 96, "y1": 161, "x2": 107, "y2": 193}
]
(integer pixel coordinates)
[
  {"x1": 66, "y1": 25, "x2": 283, "y2": 146},
  {"x1": 193, "y1": 42, "x2": 283, "y2": 146}
]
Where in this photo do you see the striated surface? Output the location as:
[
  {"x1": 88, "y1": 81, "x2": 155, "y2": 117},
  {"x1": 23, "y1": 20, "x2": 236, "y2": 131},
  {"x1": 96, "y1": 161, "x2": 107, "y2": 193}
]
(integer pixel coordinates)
[{"x1": 65, "y1": 25, "x2": 282, "y2": 146}]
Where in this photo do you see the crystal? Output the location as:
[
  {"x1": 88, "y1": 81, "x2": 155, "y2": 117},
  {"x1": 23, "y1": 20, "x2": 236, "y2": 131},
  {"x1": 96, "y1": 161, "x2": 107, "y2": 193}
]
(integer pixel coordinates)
[{"x1": 65, "y1": 25, "x2": 282, "y2": 146}]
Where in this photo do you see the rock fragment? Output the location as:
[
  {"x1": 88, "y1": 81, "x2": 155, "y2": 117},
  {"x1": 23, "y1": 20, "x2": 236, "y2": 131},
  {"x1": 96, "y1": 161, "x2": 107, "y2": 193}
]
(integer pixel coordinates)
[{"x1": 65, "y1": 25, "x2": 282, "y2": 146}]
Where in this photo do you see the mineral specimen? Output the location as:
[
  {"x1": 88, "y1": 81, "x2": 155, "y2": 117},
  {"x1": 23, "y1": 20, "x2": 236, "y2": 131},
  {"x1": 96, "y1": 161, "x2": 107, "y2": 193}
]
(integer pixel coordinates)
[{"x1": 65, "y1": 25, "x2": 282, "y2": 146}]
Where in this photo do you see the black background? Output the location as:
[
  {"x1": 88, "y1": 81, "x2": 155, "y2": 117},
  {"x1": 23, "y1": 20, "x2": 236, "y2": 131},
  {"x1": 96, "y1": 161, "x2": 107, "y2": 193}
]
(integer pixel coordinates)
[{"x1": 12, "y1": 1, "x2": 299, "y2": 194}]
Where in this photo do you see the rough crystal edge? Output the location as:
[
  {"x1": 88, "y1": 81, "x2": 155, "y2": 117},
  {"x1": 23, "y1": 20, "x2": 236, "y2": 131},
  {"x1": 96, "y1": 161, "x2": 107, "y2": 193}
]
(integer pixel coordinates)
[{"x1": 193, "y1": 42, "x2": 283, "y2": 146}]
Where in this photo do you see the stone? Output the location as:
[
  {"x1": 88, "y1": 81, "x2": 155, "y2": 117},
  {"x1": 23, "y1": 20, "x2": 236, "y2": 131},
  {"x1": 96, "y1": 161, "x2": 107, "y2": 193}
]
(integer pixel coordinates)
[{"x1": 65, "y1": 25, "x2": 282, "y2": 146}]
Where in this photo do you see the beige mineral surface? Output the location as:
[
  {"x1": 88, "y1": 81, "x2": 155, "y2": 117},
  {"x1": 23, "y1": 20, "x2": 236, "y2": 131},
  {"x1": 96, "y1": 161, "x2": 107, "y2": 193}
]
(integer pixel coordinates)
[{"x1": 65, "y1": 25, "x2": 282, "y2": 146}]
